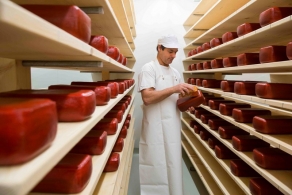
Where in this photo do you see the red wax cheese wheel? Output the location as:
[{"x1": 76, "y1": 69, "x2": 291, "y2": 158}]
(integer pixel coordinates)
[
  {"x1": 177, "y1": 90, "x2": 204, "y2": 112},
  {"x1": 203, "y1": 96, "x2": 224, "y2": 106},
  {"x1": 208, "y1": 118, "x2": 230, "y2": 130},
  {"x1": 253, "y1": 115, "x2": 292, "y2": 134},
  {"x1": 194, "y1": 123, "x2": 204, "y2": 134},
  {"x1": 232, "y1": 108, "x2": 271, "y2": 123},
  {"x1": 0, "y1": 89, "x2": 95, "y2": 122},
  {"x1": 187, "y1": 50, "x2": 193, "y2": 57},
  {"x1": 122, "y1": 56, "x2": 128, "y2": 66},
  {"x1": 123, "y1": 119, "x2": 130, "y2": 129},
  {"x1": 118, "y1": 53, "x2": 124, "y2": 64},
  {"x1": 199, "y1": 129, "x2": 212, "y2": 141},
  {"x1": 200, "y1": 114, "x2": 218, "y2": 124},
  {"x1": 90, "y1": 35, "x2": 108, "y2": 54},
  {"x1": 219, "y1": 103, "x2": 251, "y2": 116},
  {"x1": 203, "y1": 61, "x2": 212, "y2": 69},
  {"x1": 236, "y1": 23, "x2": 261, "y2": 37},
  {"x1": 234, "y1": 81, "x2": 257, "y2": 95},
  {"x1": 32, "y1": 153, "x2": 92, "y2": 193},
  {"x1": 202, "y1": 42, "x2": 211, "y2": 51},
  {"x1": 118, "y1": 127, "x2": 128, "y2": 139},
  {"x1": 249, "y1": 178, "x2": 284, "y2": 195},
  {"x1": 106, "y1": 80, "x2": 126, "y2": 94},
  {"x1": 253, "y1": 147, "x2": 292, "y2": 169},
  {"x1": 70, "y1": 131, "x2": 107, "y2": 155},
  {"x1": 187, "y1": 78, "x2": 192, "y2": 83},
  {"x1": 202, "y1": 79, "x2": 221, "y2": 88},
  {"x1": 210, "y1": 38, "x2": 222, "y2": 48},
  {"x1": 113, "y1": 138, "x2": 124, "y2": 152},
  {"x1": 112, "y1": 102, "x2": 127, "y2": 112},
  {"x1": 191, "y1": 64, "x2": 196, "y2": 70},
  {"x1": 91, "y1": 118, "x2": 118, "y2": 135},
  {"x1": 104, "y1": 110, "x2": 124, "y2": 123},
  {"x1": 190, "y1": 78, "x2": 197, "y2": 85},
  {"x1": 222, "y1": 32, "x2": 238, "y2": 43},
  {"x1": 196, "y1": 78, "x2": 203, "y2": 86},
  {"x1": 126, "y1": 113, "x2": 131, "y2": 120},
  {"x1": 208, "y1": 137, "x2": 221, "y2": 149},
  {"x1": 211, "y1": 59, "x2": 223, "y2": 69},
  {"x1": 208, "y1": 99, "x2": 235, "y2": 110},
  {"x1": 192, "y1": 49, "x2": 198, "y2": 56},
  {"x1": 21, "y1": 5, "x2": 91, "y2": 43},
  {"x1": 49, "y1": 84, "x2": 110, "y2": 106},
  {"x1": 230, "y1": 159, "x2": 259, "y2": 177},
  {"x1": 287, "y1": 41, "x2": 292, "y2": 60},
  {"x1": 215, "y1": 144, "x2": 238, "y2": 159},
  {"x1": 194, "y1": 107, "x2": 210, "y2": 118},
  {"x1": 259, "y1": 45, "x2": 288, "y2": 63},
  {"x1": 0, "y1": 98, "x2": 57, "y2": 165},
  {"x1": 221, "y1": 80, "x2": 238, "y2": 92},
  {"x1": 259, "y1": 7, "x2": 292, "y2": 27},
  {"x1": 223, "y1": 57, "x2": 237, "y2": 67},
  {"x1": 107, "y1": 46, "x2": 120, "y2": 61},
  {"x1": 189, "y1": 120, "x2": 200, "y2": 128},
  {"x1": 71, "y1": 81, "x2": 119, "y2": 99},
  {"x1": 104, "y1": 153, "x2": 120, "y2": 172},
  {"x1": 196, "y1": 63, "x2": 203, "y2": 70},
  {"x1": 237, "y1": 53, "x2": 260, "y2": 66},
  {"x1": 196, "y1": 46, "x2": 203, "y2": 53},
  {"x1": 232, "y1": 135, "x2": 269, "y2": 151},
  {"x1": 218, "y1": 126, "x2": 249, "y2": 139},
  {"x1": 255, "y1": 82, "x2": 292, "y2": 99},
  {"x1": 97, "y1": 81, "x2": 120, "y2": 95}
]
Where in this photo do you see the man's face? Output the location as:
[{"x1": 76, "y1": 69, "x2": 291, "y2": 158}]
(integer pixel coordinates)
[{"x1": 158, "y1": 45, "x2": 178, "y2": 65}]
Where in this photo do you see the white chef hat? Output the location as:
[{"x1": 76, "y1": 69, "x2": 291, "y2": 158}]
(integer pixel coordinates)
[{"x1": 157, "y1": 34, "x2": 179, "y2": 48}]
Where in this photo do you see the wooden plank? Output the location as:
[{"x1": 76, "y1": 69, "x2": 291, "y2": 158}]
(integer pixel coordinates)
[
  {"x1": 182, "y1": 140, "x2": 224, "y2": 195},
  {"x1": 184, "y1": 0, "x2": 292, "y2": 49},
  {"x1": 183, "y1": 112, "x2": 292, "y2": 195},
  {"x1": 181, "y1": 128, "x2": 245, "y2": 194},
  {"x1": 184, "y1": 0, "x2": 249, "y2": 40},
  {"x1": 0, "y1": 85, "x2": 135, "y2": 195}
]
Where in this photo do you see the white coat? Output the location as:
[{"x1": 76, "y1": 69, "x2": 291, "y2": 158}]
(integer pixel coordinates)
[{"x1": 138, "y1": 59, "x2": 183, "y2": 195}]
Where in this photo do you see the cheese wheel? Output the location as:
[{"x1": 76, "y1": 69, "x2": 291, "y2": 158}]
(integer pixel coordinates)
[
  {"x1": 232, "y1": 108, "x2": 271, "y2": 123},
  {"x1": 255, "y1": 82, "x2": 292, "y2": 99},
  {"x1": 253, "y1": 147, "x2": 292, "y2": 169},
  {"x1": 211, "y1": 59, "x2": 223, "y2": 69},
  {"x1": 126, "y1": 114, "x2": 131, "y2": 121},
  {"x1": 113, "y1": 138, "x2": 124, "y2": 152},
  {"x1": 237, "y1": 53, "x2": 260, "y2": 66},
  {"x1": 222, "y1": 32, "x2": 238, "y2": 43},
  {"x1": 104, "y1": 110, "x2": 124, "y2": 123},
  {"x1": 208, "y1": 100, "x2": 235, "y2": 110},
  {"x1": 202, "y1": 79, "x2": 222, "y2": 88},
  {"x1": 32, "y1": 153, "x2": 92, "y2": 193},
  {"x1": 207, "y1": 118, "x2": 230, "y2": 130},
  {"x1": 215, "y1": 144, "x2": 238, "y2": 159},
  {"x1": 221, "y1": 80, "x2": 238, "y2": 92},
  {"x1": 232, "y1": 135, "x2": 269, "y2": 151},
  {"x1": 234, "y1": 81, "x2": 257, "y2": 95},
  {"x1": 208, "y1": 137, "x2": 221, "y2": 149},
  {"x1": 49, "y1": 84, "x2": 110, "y2": 106},
  {"x1": 21, "y1": 5, "x2": 91, "y2": 43},
  {"x1": 253, "y1": 115, "x2": 292, "y2": 134},
  {"x1": 0, "y1": 89, "x2": 95, "y2": 122},
  {"x1": 194, "y1": 107, "x2": 211, "y2": 118},
  {"x1": 202, "y1": 42, "x2": 211, "y2": 51},
  {"x1": 210, "y1": 38, "x2": 223, "y2": 48},
  {"x1": 91, "y1": 118, "x2": 118, "y2": 135},
  {"x1": 203, "y1": 61, "x2": 212, "y2": 69},
  {"x1": 194, "y1": 123, "x2": 204, "y2": 134},
  {"x1": 218, "y1": 126, "x2": 249, "y2": 139},
  {"x1": 259, "y1": 7, "x2": 292, "y2": 27},
  {"x1": 223, "y1": 57, "x2": 237, "y2": 67},
  {"x1": 196, "y1": 63, "x2": 203, "y2": 70},
  {"x1": 203, "y1": 96, "x2": 224, "y2": 106},
  {"x1": 187, "y1": 50, "x2": 193, "y2": 57},
  {"x1": 236, "y1": 23, "x2": 261, "y2": 37},
  {"x1": 118, "y1": 53, "x2": 124, "y2": 64},
  {"x1": 199, "y1": 129, "x2": 212, "y2": 141},
  {"x1": 122, "y1": 56, "x2": 128, "y2": 66},
  {"x1": 230, "y1": 159, "x2": 259, "y2": 177},
  {"x1": 123, "y1": 119, "x2": 130, "y2": 129},
  {"x1": 219, "y1": 103, "x2": 251, "y2": 116},
  {"x1": 90, "y1": 35, "x2": 108, "y2": 54},
  {"x1": 196, "y1": 46, "x2": 203, "y2": 53},
  {"x1": 196, "y1": 78, "x2": 203, "y2": 86},
  {"x1": 104, "y1": 153, "x2": 120, "y2": 172},
  {"x1": 70, "y1": 131, "x2": 107, "y2": 155},
  {"x1": 287, "y1": 41, "x2": 292, "y2": 60},
  {"x1": 177, "y1": 90, "x2": 204, "y2": 112},
  {"x1": 107, "y1": 46, "x2": 120, "y2": 61},
  {"x1": 259, "y1": 45, "x2": 288, "y2": 63},
  {"x1": 0, "y1": 98, "x2": 57, "y2": 165},
  {"x1": 200, "y1": 114, "x2": 219, "y2": 124},
  {"x1": 191, "y1": 63, "x2": 197, "y2": 70},
  {"x1": 249, "y1": 178, "x2": 284, "y2": 195}
]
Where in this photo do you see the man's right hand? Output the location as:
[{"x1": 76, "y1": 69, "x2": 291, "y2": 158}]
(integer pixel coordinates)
[{"x1": 173, "y1": 83, "x2": 197, "y2": 96}]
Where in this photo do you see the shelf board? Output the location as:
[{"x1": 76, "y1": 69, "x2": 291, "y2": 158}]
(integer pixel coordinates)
[
  {"x1": 183, "y1": 0, "x2": 219, "y2": 27},
  {"x1": 93, "y1": 117, "x2": 135, "y2": 195},
  {"x1": 184, "y1": 16, "x2": 292, "y2": 62},
  {"x1": 181, "y1": 128, "x2": 245, "y2": 195},
  {"x1": 182, "y1": 117, "x2": 252, "y2": 194},
  {"x1": 184, "y1": 112, "x2": 292, "y2": 195},
  {"x1": 123, "y1": 0, "x2": 136, "y2": 38},
  {"x1": 184, "y1": 0, "x2": 292, "y2": 49},
  {"x1": 182, "y1": 140, "x2": 224, "y2": 195},
  {"x1": 0, "y1": 84, "x2": 135, "y2": 195},
  {"x1": 184, "y1": 0, "x2": 249, "y2": 40}
]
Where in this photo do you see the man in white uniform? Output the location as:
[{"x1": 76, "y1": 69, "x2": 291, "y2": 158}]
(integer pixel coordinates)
[{"x1": 138, "y1": 35, "x2": 196, "y2": 195}]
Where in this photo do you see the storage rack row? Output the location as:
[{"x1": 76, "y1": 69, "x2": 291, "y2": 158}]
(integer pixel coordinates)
[{"x1": 0, "y1": 0, "x2": 137, "y2": 194}]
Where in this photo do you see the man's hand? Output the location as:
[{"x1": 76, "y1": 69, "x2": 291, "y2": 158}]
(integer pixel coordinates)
[{"x1": 173, "y1": 83, "x2": 197, "y2": 96}]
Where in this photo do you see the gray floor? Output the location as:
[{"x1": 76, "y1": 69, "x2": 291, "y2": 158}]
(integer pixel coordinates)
[{"x1": 127, "y1": 148, "x2": 208, "y2": 195}]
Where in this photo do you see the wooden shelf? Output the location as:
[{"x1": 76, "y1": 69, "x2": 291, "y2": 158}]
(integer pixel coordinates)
[
  {"x1": 109, "y1": 0, "x2": 135, "y2": 50},
  {"x1": 0, "y1": 85, "x2": 135, "y2": 195},
  {"x1": 184, "y1": 0, "x2": 292, "y2": 49},
  {"x1": 181, "y1": 140, "x2": 224, "y2": 195},
  {"x1": 181, "y1": 128, "x2": 245, "y2": 195},
  {"x1": 0, "y1": 0, "x2": 134, "y2": 72},
  {"x1": 123, "y1": 0, "x2": 136, "y2": 38},
  {"x1": 184, "y1": 16, "x2": 292, "y2": 62},
  {"x1": 183, "y1": 0, "x2": 218, "y2": 28},
  {"x1": 183, "y1": 0, "x2": 249, "y2": 42},
  {"x1": 93, "y1": 117, "x2": 135, "y2": 195},
  {"x1": 184, "y1": 112, "x2": 292, "y2": 195},
  {"x1": 182, "y1": 117, "x2": 251, "y2": 194}
]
